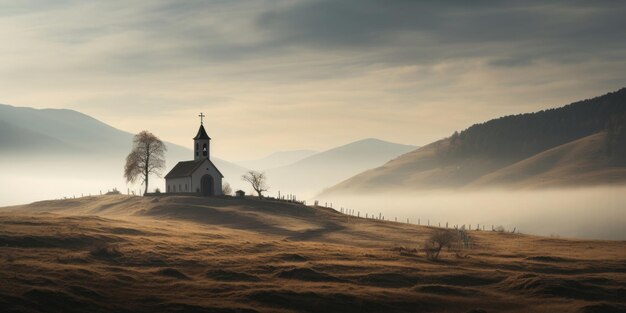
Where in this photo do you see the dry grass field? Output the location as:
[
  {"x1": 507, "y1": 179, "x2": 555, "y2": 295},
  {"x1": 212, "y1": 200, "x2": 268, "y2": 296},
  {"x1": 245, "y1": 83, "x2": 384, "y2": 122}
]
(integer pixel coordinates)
[{"x1": 1, "y1": 195, "x2": 625, "y2": 313}]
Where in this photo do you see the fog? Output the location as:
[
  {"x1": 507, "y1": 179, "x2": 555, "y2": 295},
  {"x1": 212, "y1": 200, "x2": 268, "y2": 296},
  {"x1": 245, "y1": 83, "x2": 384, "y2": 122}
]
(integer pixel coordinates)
[
  {"x1": 1, "y1": 158, "x2": 624, "y2": 241},
  {"x1": 316, "y1": 187, "x2": 626, "y2": 240},
  {"x1": 0, "y1": 158, "x2": 146, "y2": 207}
]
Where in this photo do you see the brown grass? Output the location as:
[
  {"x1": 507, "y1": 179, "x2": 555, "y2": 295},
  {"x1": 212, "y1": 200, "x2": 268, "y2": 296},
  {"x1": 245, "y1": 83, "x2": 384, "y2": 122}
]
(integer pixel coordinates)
[{"x1": 0, "y1": 195, "x2": 625, "y2": 312}]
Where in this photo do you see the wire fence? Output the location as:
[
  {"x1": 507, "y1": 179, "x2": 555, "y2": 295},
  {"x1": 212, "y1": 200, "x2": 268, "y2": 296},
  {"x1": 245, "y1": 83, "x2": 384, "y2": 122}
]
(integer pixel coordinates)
[{"x1": 315, "y1": 200, "x2": 519, "y2": 235}]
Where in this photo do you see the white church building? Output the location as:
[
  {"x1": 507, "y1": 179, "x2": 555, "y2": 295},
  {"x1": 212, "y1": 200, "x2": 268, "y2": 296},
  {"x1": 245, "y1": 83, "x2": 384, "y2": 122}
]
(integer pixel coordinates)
[{"x1": 165, "y1": 114, "x2": 223, "y2": 196}]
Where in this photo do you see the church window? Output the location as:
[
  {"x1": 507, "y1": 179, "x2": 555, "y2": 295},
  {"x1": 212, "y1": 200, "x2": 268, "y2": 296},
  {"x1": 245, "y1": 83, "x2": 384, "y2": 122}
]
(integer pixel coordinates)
[
  {"x1": 202, "y1": 143, "x2": 207, "y2": 156},
  {"x1": 195, "y1": 143, "x2": 198, "y2": 157},
  {"x1": 185, "y1": 184, "x2": 188, "y2": 191},
  {"x1": 179, "y1": 184, "x2": 181, "y2": 191}
]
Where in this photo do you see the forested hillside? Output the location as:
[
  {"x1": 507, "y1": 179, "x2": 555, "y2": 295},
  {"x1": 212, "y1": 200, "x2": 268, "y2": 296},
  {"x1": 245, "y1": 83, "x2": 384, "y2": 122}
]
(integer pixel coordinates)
[{"x1": 447, "y1": 88, "x2": 626, "y2": 161}]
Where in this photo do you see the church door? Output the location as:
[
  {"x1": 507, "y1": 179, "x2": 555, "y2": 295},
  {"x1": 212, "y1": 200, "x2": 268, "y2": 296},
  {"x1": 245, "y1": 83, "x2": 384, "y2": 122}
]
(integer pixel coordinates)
[{"x1": 200, "y1": 174, "x2": 214, "y2": 196}]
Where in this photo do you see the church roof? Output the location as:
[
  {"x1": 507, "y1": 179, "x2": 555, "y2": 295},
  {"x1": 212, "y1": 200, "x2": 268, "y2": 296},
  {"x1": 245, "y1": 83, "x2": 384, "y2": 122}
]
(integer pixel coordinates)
[
  {"x1": 164, "y1": 158, "x2": 224, "y2": 179},
  {"x1": 193, "y1": 125, "x2": 211, "y2": 140}
]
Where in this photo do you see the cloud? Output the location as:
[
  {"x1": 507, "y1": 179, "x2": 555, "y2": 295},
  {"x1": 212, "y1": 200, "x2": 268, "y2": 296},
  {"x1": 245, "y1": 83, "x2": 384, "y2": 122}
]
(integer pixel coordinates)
[
  {"x1": 258, "y1": 1, "x2": 626, "y2": 65},
  {"x1": 0, "y1": 0, "x2": 625, "y2": 159}
]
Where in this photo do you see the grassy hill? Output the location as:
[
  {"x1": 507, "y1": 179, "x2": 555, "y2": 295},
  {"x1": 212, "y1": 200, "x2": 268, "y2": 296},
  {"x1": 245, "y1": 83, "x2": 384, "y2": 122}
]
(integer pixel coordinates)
[
  {"x1": 1, "y1": 195, "x2": 625, "y2": 312},
  {"x1": 470, "y1": 132, "x2": 626, "y2": 188},
  {"x1": 322, "y1": 88, "x2": 626, "y2": 195}
]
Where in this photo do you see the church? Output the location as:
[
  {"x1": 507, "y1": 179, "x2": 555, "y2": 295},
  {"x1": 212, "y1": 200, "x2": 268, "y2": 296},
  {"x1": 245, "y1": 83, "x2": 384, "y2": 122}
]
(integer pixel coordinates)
[{"x1": 164, "y1": 113, "x2": 223, "y2": 196}]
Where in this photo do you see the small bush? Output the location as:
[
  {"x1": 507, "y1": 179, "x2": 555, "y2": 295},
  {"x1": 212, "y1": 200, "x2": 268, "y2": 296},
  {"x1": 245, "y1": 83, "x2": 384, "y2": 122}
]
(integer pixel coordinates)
[
  {"x1": 222, "y1": 182, "x2": 233, "y2": 196},
  {"x1": 424, "y1": 229, "x2": 459, "y2": 261},
  {"x1": 105, "y1": 188, "x2": 121, "y2": 195},
  {"x1": 154, "y1": 188, "x2": 161, "y2": 194}
]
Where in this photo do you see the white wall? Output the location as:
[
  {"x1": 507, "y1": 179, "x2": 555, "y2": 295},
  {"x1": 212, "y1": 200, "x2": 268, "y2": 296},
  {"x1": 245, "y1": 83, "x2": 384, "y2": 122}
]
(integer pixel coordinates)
[
  {"x1": 191, "y1": 159, "x2": 223, "y2": 195},
  {"x1": 166, "y1": 177, "x2": 192, "y2": 193}
]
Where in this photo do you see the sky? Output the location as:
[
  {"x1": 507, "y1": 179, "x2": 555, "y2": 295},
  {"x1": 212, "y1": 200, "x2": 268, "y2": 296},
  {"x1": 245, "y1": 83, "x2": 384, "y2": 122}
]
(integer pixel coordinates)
[{"x1": 1, "y1": 0, "x2": 626, "y2": 160}]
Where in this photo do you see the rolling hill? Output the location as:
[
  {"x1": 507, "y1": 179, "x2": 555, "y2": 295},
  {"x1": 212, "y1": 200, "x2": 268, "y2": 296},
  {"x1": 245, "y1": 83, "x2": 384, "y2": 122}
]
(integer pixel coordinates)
[
  {"x1": 470, "y1": 132, "x2": 626, "y2": 188},
  {"x1": 322, "y1": 88, "x2": 626, "y2": 195},
  {"x1": 265, "y1": 138, "x2": 417, "y2": 198},
  {"x1": 1, "y1": 195, "x2": 625, "y2": 312}
]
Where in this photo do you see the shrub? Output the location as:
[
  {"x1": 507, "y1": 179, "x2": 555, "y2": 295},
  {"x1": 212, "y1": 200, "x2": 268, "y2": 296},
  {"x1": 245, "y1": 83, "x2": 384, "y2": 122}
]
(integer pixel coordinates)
[
  {"x1": 154, "y1": 188, "x2": 161, "y2": 194},
  {"x1": 105, "y1": 188, "x2": 121, "y2": 195},
  {"x1": 222, "y1": 182, "x2": 233, "y2": 196},
  {"x1": 424, "y1": 229, "x2": 459, "y2": 261}
]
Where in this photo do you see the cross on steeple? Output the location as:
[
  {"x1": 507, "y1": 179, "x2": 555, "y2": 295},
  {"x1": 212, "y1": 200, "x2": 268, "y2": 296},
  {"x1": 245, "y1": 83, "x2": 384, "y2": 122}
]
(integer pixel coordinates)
[{"x1": 198, "y1": 112, "x2": 205, "y2": 125}]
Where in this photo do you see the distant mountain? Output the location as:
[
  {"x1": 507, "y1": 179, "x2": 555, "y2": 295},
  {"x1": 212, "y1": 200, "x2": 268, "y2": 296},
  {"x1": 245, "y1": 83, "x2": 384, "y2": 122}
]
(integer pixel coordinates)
[
  {"x1": 238, "y1": 150, "x2": 317, "y2": 170},
  {"x1": 265, "y1": 138, "x2": 417, "y2": 198},
  {"x1": 322, "y1": 88, "x2": 626, "y2": 195},
  {"x1": 0, "y1": 104, "x2": 128, "y2": 156},
  {"x1": 0, "y1": 104, "x2": 248, "y2": 204},
  {"x1": 0, "y1": 118, "x2": 81, "y2": 154}
]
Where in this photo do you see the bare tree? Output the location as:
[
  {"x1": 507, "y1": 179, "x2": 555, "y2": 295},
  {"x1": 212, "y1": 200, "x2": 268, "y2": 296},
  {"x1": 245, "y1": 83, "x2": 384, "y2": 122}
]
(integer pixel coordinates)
[
  {"x1": 124, "y1": 131, "x2": 167, "y2": 194},
  {"x1": 241, "y1": 170, "x2": 268, "y2": 198},
  {"x1": 424, "y1": 229, "x2": 459, "y2": 261},
  {"x1": 222, "y1": 182, "x2": 233, "y2": 196}
]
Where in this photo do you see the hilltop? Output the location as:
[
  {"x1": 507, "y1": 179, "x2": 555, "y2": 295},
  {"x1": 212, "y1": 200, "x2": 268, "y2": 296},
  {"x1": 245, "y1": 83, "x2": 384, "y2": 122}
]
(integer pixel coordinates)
[{"x1": 1, "y1": 195, "x2": 625, "y2": 312}]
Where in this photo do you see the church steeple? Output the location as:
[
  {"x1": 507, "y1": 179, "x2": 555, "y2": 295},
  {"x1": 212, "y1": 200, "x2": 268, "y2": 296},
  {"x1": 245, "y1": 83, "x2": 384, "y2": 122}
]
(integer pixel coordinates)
[{"x1": 194, "y1": 113, "x2": 211, "y2": 160}]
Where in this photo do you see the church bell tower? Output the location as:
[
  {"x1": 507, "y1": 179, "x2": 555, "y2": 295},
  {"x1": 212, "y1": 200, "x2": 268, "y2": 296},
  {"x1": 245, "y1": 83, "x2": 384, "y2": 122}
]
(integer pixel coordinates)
[{"x1": 194, "y1": 113, "x2": 211, "y2": 161}]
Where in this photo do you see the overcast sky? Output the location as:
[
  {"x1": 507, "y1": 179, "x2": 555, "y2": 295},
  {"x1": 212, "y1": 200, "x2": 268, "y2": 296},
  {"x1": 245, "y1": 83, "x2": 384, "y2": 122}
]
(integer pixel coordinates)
[{"x1": 1, "y1": 0, "x2": 625, "y2": 160}]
